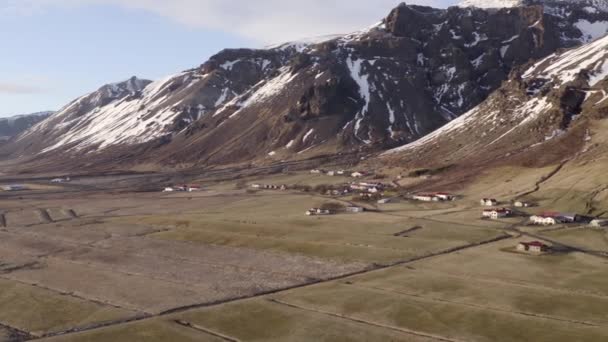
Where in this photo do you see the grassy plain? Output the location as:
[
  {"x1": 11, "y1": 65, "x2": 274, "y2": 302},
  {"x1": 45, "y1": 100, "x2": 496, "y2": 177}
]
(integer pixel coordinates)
[{"x1": 0, "y1": 278, "x2": 135, "y2": 337}]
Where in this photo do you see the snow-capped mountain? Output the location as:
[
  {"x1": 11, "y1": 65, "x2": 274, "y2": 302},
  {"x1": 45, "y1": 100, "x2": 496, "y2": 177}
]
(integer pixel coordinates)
[
  {"x1": 385, "y1": 33, "x2": 608, "y2": 169},
  {"x1": 0, "y1": 111, "x2": 53, "y2": 142},
  {"x1": 6, "y1": 1, "x2": 608, "y2": 170}
]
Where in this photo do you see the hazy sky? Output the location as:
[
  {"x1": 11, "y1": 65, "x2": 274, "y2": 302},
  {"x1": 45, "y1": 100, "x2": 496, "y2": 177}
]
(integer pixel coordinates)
[{"x1": 0, "y1": 0, "x2": 457, "y2": 117}]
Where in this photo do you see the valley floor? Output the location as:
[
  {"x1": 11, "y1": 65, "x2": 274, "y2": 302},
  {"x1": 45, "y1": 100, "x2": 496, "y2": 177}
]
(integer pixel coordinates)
[{"x1": 0, "y1": 168, "x2": 607, "y2": 341}]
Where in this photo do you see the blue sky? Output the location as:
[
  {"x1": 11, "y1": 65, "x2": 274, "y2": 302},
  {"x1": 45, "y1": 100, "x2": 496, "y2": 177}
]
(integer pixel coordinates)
[{"x1": 0, "y1": 0, "x2": 456, "y2": 117}]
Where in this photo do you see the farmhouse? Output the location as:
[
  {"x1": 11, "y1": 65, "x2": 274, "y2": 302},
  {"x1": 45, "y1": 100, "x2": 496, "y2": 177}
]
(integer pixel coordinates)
[
  {"x1": 590, "y1": 219, "x2": 608, "y2": 227},
  {"x1": 163, "y1": 187, "x2": 175, "y2": 192},
  {"x1": 346, "y1": 206, "x2": 365, "y2": 213},
  {"x1": 482, "y1": 208, "x2": 513, "y2": 219},
  {"x1": 517, "y1": 241, "x2": 550, "y2": 253},
  {"x1": 480, "y1": 198, "x2": 498, "y2": 206},
  {"x1": 2, "y1": 184, "x2": 28, "y2": 191},
  {"x1": 559, "y1": 213, "x2": 577, "y2": 223},
  {"x1": 514, "y1": 201, "x2": 532, "y2": 208},
  {"x1": 327, "y1": 171, "x2": 336, "y2": 176},
  {"x1": 306, "y1": 208, "x2": 332, "y2": 216},
  {"x1": 412, "y1": 194, "x2": 435, "y2": 202},
  {"x1": 435, "y1": 193, "x2": 455, "y2": 201},
  {"x1": 412, "y1": 192, "x2": 455, "y2": 202},
  {"x1": 530, "y1": 215, "x2": 560, "y2": 226},
  {"x1": 351, "y1": 172, "x2": 366, "y2": 178},
  {"x1": 187, "y1": 185, "x2": 202, "y2": 192},
  {"x1": 310, "y1": 169, "x2": 324, "y2": 174}
]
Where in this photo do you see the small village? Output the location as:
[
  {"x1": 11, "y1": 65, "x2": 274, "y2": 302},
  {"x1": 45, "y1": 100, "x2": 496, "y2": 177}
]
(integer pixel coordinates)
[{"x1": 154, "y1": 167, "x2": 608, "y2": 259}]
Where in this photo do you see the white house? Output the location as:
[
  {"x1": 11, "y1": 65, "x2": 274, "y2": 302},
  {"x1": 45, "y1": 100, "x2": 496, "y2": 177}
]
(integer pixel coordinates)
[
  {"x1": 368, "y1": 187, "x2": 381, "y2": 194},
  {"x1": 378, "y1": 198, "x2": 392, "y2": 204},
  {"x1": 163, "y1": 187, "x2": 175, "y2": 192},
  {"x1": 530, "y1": 215, "x2": 559, "y2": 226},
  {"x1": 337, "y1": 170, "x2": 347, "y2": 175},
  {"x1": 481, "y1": 198, "x2": 498, "y2": 206},
  {"x1": 346, "y1": 206, "x2": 365, "y2": 213},
  {"x1": 514, "y1": 201, "x2": 532, "y2": 208},
  {"x1": 310, "y1": 169, "x2": 323, "y2": 174},
  {"x1": 483, "y1": 208, "x2": 512, "y2": 220},
  {"x1": 327, "y1": 171, "x2": 336, "y2": 176},
  {"x1": 351, "y1": 172, "x2": 366, "y2": 178},
  {"x1": 412, "y1": 194, "x2": 435, "y2": 202},
  {"x1": 306, "y1": 208, "x2": 332, "y2": 216},
  {"x1": 590, "y1": 219, "x2": 608, "y2": 227},
  {"x1": 435, "y1": 193, "x2": 455, "y2": 201},
  {"x1": 2, "y1": 185, "x2": 27, "y2": 191},
  {"x1": 559, "y1": 213, "x2": 577, "y2": 223},
  {"x1": 517, "y1": 241, "x2": 549, "y2": 253}
]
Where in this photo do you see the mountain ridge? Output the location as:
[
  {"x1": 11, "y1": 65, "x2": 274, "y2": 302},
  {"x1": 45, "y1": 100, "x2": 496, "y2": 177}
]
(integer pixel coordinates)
[{"x1": 4, "y1": 1, "x2": 608, "y2": 172}]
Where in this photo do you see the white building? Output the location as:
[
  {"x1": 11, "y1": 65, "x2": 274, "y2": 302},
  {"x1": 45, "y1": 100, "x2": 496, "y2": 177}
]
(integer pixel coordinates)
[
  {"x1": 517, "y1": 241, "x2": 549, "y2": 253},
  {"x1": 346, "y1": 206, "x2": 365, "y2": 213},
  {"x1": 2, "y1": 185, "x2": 27, "y2": 191},
  {"x1": 481, "y1": 198, "x2": 498, "y2": 206},
  {"x1": 310, "y1": 169, "x2": 323, "y2": 174},
  {"x1": 163, "y1": 187, "x2": 175, "y2": 192},
  {"x1": 327, "y1": 171, "x2": 336, "y2": 176},
  {"x1": 351, "y1": 172, "x2": 366, "y2": 178},
  {"x1": 590, "y1": 219, "x2": 608, "y2": 227},
  {"x1": 306, "y1": 208, "x2": 332, "y2": 216},
  {"x1": 435, "y1": 193, "x2": 455, "y2": 201},
  {"x1": 378, "y1": 198, "x2": 392, "y2": 204},
  {"x1": 483, "y1": 209, "x2": 512, "y2": 220},
  {"x1": 514, "y1": 201, "x2": 531, "y2": 208},
  {"x1": 412, "y1": 194, "x2": 435, "y2": 202},
  {"x1": 530, "y1": 216, "x2": 559, "y2": 226}
]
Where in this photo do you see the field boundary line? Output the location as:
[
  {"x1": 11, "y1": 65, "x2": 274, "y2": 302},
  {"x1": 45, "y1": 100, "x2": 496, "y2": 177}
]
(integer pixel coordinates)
[
  {"x1": 173, "y1": 320, "x2": 240, "y2": 342},
  {"x1": 349, "y1": 283, "x2": 604, "y2": 327},
  {"x1": 33, "y1": 233, "x2": 511, "y2": 340},
  {"x1": 268, "y1": 298, "x2": 461, "y2": 342},
  {"x1": 0, "y1": 321, "x2": 34, "y2": 340},
  {"x1": 411, "y1": 269, "x2": 608, "y2": 300}
]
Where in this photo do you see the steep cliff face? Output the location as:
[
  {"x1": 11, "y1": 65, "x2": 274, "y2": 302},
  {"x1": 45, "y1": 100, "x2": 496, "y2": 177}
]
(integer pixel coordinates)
[
  {"x1": 384, "y1": 33, "x2": 608, "y2": 169},
  {"x1": 5, "y1": 1, "x2": 608, "y2": 171}
]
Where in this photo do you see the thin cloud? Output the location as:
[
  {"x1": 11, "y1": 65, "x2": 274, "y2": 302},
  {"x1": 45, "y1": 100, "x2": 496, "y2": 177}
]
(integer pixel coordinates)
[
  {"x1": 4, "y1": 0, "x2": 453, "y2": 44},
  {"x1": 0, "y1": 83, "x2": 45, "y2": 94}
]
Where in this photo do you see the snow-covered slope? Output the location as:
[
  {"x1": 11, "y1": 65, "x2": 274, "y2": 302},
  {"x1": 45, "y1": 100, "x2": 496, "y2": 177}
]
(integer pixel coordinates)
[
  {"x1": 459, "y1": 0, "x2": 524, "y2": 8},
  {"x1": 523, "y1": 34, "x2": 608, "y2": 87},
  {"x1": 385, "y1": 32, "x2": 608, "y2": 169}
]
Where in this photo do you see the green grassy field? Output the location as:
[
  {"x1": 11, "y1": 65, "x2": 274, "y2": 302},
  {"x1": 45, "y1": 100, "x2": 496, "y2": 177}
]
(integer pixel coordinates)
[
  {"x1": 176, "y1": 299, "x2": 435, "y2": 342},
  {"x1": 0, "y1": 278, "x2": 137, "y2": 336},
  {"x1": 43, "y1": 319, "x2": 223, "y2": 342},
  {"x1": 541, "y1": 227, "x2": 608, "y2": 252},
  {"x1": 119, "y1": 193, "x2": 503, "y2": 264}
]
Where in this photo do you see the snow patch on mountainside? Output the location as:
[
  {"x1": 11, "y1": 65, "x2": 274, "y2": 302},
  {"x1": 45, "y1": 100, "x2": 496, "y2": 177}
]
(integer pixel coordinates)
[
  {"x1": 575, "y1": 19, "x2": 608, "y2": 42},
  {"x1": 31, "y1": 73, "x2": 193, "y2": 152},
  {"x1": 458, "y1": 0, "x2": 524, "y2": 8},
  {"x1": 523, "y1": 34, "x2": 608, "y2": 86}
]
